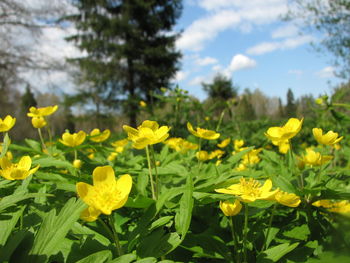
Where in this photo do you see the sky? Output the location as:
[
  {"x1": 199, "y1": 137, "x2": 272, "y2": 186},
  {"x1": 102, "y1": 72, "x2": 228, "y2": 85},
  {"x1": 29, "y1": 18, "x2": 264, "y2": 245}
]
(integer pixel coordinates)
[
  {"x1": 172, "y1": 0, "x2": 341, "y2": 101},
  {"x1": 22, "y1": 0, "x2": 342, "y2": 102}
]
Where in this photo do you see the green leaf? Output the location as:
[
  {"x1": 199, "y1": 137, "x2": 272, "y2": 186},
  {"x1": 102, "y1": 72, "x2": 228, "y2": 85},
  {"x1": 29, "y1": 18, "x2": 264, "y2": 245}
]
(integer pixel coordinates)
[
  {"x1": 283, "y1": 224, "x2": 310, "y2": 240},
  {"x1": 109, "y1": 253, "x2": 137, "y2": 263},
  {"x1": 0, "y1": 133, "x2": 10, "y2": 158},
  {"x1": 175, "y1": 173, "x2": 193, "y2": 239},
  {"x1": 0, "y1": 193, "x2": 50, "y2": 212},
  {"x1": 0, "y1": 230, "x2": 27, "y2": 263},
  {"x1": 0, "y1": 206, "x2": 25, "y2": 246},
  {"x1": 28, "y1": 198, "x2": 87, "y2": 262},
  {"x1": 149, "y1": 216, "x2": 173, "y2": 232},
  {"x1": 75, "y1": 250, "x2": 112, "y2": 263},
  {"x1": 32, "y1": 156, "x2": 73, "y2": 169},
  {"x1": 25, "y1": 138, "x2": 42, "y2": 152},
  {"x1": 135, "y1": 258, "x2": 157, "y2": 263},
  {"x1": 258, "y1": 242, "x2": 299, "y2": 262}
]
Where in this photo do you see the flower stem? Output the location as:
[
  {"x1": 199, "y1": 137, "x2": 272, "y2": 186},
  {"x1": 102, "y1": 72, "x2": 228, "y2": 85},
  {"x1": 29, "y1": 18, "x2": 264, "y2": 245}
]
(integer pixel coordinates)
[
  {"x1": 261, "y1": 203, "x2": 277, "y2": 252},
  {"x1": 216, "y1": 108, "x2": 226, "y2": 131},
  {"x1": 243, "y1": 204, "x2": 249, "y2": 263},
  {"x1": 229, "y1": 216, "x2": 241, "y2": 263},
  {"x1": 146, "y1": 145, "x2": 156, "y2": 200},
  {"x1": 37, "y1": 128, "x2": 47, "y2": 152},
  {"x1": 108, "y1": 215, "x2": 123, "y2": 256},
  {"x1": 150, "y1": 145, "x2": 159, "y2": 199}
]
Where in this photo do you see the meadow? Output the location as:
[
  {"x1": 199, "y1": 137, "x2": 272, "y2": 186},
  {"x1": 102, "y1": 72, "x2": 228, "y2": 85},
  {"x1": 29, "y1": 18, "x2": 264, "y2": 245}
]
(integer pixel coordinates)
[{"x1": 0, "y1": 89, "x2": 349, "y2": 263}]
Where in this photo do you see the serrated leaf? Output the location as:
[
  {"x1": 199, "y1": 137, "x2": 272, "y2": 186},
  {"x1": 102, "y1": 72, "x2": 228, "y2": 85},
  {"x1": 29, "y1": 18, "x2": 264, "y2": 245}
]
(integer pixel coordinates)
[
  {"x1": 0, "y1": 133, "x2": 10, "y2": 158},
  {"x1": 0, "y1": 206, "x2": 25, "y2": 246},
  {"x1": 32, "y1": 156, "x2": 73, "y2": 169},
  {"x1": 75, "y1": 250, "x2": 112, "y2": 263},
  {"x1": 258, "y1": 242, "x2": 299, "y2": 262},
  {"x1": 28, "y1": 198, "x2": 87, "y2": 262}
]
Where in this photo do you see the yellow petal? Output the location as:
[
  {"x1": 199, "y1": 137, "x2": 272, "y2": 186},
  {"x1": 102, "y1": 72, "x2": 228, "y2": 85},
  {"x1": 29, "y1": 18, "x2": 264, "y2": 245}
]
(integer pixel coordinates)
[
  {"x1": 76, "y1": 182, "x2": 97, "y2": 208},
  {"x1": 17, "y1": 156, "x2": 32, "y2": 170},
  {"x1": 92, "y1": 166, "x2": 117, "y2": 189},
  {"x1": 80, "y1": 206, "x2": 101, "y2": 222},
  {"x1": 140, "y1": 120, "x2": 159, "y2": 131}
]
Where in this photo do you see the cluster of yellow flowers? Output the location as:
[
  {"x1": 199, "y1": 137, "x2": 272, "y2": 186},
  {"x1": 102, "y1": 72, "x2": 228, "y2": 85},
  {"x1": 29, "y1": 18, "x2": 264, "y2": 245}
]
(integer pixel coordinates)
[
  {"x1": 216, "y1": 178, "x2": 301, "y2": 216},
  {"x1": 27, "y1": 105, "x2": 58, "y2": 128},
  {"x1": 164, "y1": 137, "x2": 198, "y2": 153}
]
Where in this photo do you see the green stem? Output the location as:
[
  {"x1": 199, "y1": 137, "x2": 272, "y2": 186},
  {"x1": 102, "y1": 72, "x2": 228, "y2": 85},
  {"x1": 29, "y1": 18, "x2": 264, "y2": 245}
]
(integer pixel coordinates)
[
  {"x1": 332, "y1": 102, "x2": 350, "y2": 109},
  {"x1": 37, "y1": 128, "x2": 47, "y2": 152},
  {"x1": 74, "y1": 149, "x2": 78, "y2": 161},
  {"x1": 229, "y1": 216, "x2": 241, "y2": 263},
  {"x1": 150, "y1": 145, "x2": 159, "y2": 199},
  {"x1": 243, "y1": 204, "x2": 249, "y2": 263},
  {"x1": 108, "y1": 215, "x2": 123, "y2": 256},
  {"x1": 216, "y1": 109, "x2": 226, "y2": 131},
  {"x1": 145, "y1": 145, "x2": 156, "y2": 200},
  {"x1": 261, "y1": 203, "x2": 277, "y2": 252}
]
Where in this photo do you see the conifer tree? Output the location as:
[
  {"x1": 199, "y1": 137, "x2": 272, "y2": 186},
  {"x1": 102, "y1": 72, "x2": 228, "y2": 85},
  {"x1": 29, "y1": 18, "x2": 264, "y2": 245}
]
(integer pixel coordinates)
[{"x1": 64, "y1": 0, "x2": 182, "y2": 126}]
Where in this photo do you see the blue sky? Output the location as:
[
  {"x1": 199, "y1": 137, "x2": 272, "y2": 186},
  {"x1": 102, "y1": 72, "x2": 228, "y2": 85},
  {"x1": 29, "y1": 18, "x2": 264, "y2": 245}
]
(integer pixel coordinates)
[{"x1": 172, "y1": 0, "x2": 341, "y2": 102}]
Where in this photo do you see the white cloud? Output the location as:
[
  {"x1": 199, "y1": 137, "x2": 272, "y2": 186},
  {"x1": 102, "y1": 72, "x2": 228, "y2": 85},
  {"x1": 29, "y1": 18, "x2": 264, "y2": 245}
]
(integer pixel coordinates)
[
  {"x1": 194, "y1": 56, "x2": 218, "y2": 66},
  {"x1": 177, "y1": 10, "x2": 241, "y2": 51},
  {"x1": 227, "y1": 54, "x2": 257, "y2": 72},
  {"x1": 316, "y1": 66, "x2": 335, "y2": 78},
  {"x1": 174, "y1": 71, "x2": 188, "y2": 82},
  {"x1": 288, "y1": 69, "x2": 303, "y2": 76},
  {"x1": 188, "y1": 75, "x2": 207, "y2": 86},
  {"x1": 272, "y1": 24, "x2": 299, "y2": 39},
  {"x1": 246, "y1": 35, "x2": 314, "y2": 55},
  {"x1": 177, "y1": 0, "x2": 288, "y2": 51}
]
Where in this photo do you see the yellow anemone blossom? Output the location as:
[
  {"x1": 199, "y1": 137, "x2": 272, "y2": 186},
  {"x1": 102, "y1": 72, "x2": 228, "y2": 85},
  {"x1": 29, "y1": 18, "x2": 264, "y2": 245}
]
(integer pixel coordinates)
[
  {"x1": 240, "y1": 148, "x2": 262, "y2": 166},
  {"x1": 196, "y1": 150, "x2": 209, "y2": 161},
  {"x1": 59, "y1": 131, "x2": 86, "y2": 147},
  {"x1": 265, "y1": 118, "x2": 303, "y2": 142},
  {"x1": 27, "y1": 105, "x2": 58, "y2": 117},
  {"x1": 312, "y1": 200, "x2": 350, "y2": 214},
  {"x1": 234, "y1": 139, "x2": 245, "y2": 152},
  {"x1": 274, "y1": 191, "x2": 301, "y2": 207},
  {"x1": 187, "y1": 122, "x2": 220, "y2": 140},
  {"x1": 209, "y1": 149, "x2": 225, "y2": 160},
  {"x1": 111, "y1": 138, "x2": 129, "y2": 148},
  {"x1": 89, "y1": 128, "x2": 111, "y2": 143},
  {"x1": 164, "y1": 137, "x2": 198, "y2": 153},
  {"x1": 73, "y1": 159, "x2": 83, "y2": 169},
  {"x1": 31, "y1": 116, "x2": 47, "y2": 129},
  {"x1": 299, "y1": 148, "x2": 333, "y2": 167},
  {"x1": 80, "y1": 206, "x2": 101, "y2": 222},
  {"x1": 215, "y1": 178, "x2": 278, "y2": 203},
  {"x1": 312, "y1": 128, "x2": 343, "y2": 146},
  {"x1": 139, "y1": 100, "x2": 147, "y2": 108},
  {"x1": 220, "y1": 199, "x2": 242, "y2": 216},
  {"x1": 271, "y1": 139, "x2": 290, "y2": 154},
  {"x1": 76, "y1": 166, "x2": 132, "y2": 215},
  {"x1": 0, "y1": 115, "x2": 16, "y2": 132},
  {"x1": 123, "y1": 120, "x2": 170, "y2": 149},
  {"x1": 0, "y1": 156, "x2": 39, "y2": 180},
  {"x1": 217, "y1": 138, "x2": 231, "y2": 148}
]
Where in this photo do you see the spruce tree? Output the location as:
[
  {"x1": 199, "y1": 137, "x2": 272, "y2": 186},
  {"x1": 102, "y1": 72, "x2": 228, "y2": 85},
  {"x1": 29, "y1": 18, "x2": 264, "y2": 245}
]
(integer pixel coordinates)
[{"x1": 64, "y1": 0, "x2": 182, "y2": 126}]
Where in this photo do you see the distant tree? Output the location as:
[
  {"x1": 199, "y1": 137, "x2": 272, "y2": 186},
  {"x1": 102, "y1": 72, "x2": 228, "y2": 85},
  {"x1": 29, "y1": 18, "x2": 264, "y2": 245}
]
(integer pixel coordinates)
[
  {"x1": 64, "y1": 0, "x2": 182, "y2": 127},
  {"x1": 286, "y1": 0, "x2": 350, "y2": 78},
  {"x1": 236, "y1": 91, "x2": 256, "y2": 121},
  {"x1": 202, "y1": 73, "x2": 238, "y2": 100},
  {"x1": 277, "y1": 98, "x2": 284, "y2": 119},
  {"x1": 285, "y1": 88, "x2": 297, "y2": 117},
  {"x1": 250, "y1": 89, "x2": 268, "y2": 118},
  {"x1": 297, "y1": 94, "x2": 316, "y2": 118},
  {"x1": 21, "y1": 85, "x2": 37, "y2": 113}
]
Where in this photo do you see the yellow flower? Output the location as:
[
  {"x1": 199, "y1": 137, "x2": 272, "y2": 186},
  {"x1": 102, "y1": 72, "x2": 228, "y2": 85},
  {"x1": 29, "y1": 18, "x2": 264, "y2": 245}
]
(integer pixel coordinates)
[
  {"x1": 274, "y1": 191, "x2": 301, "y2": 207},
  {"x1": 107, "y1": 152, "x2": 118, "y2": 161},
  {"x1": 89, "y1": 128, "x2": 111, "y2": 143},
  {"x1": 215, "y1": 178, "x2": 278, "y2": 203},
  {"x1": 27, "y1": 105, "x2": 58, "y2": 117},
  {"x1": 315, "y1": 97, "x2": 324, "y2": 105},
  {"x1": 235, "y1": 163, "x2": 247, "y2": 171},
  {"x1": 59, "y1": 131, "x2": 86, "y2": 147},
  {"x1": 241, "y1": 148, "x2": 262, "y2": 166},
  {"x1": 80, "y1": 206, "x2": 101, "y2": 222},
  {"x1": 196, "y1": 150, "x2": 209, "y2": 161},
  {"x1": 0, "y1": 115, "x2": 16, "y2": 132},
  {"x1": 312, "y1": 199, "x2": 333, "y2": 208},
  {"x1": 164, "y1": 138, "x2": 198, "y2": 153},
  {"x1": 300, "y1": 148, "x2": 333, "y2": 167},
  {"x1": 111, "y1": 138, "x2": 129, "y2": 148},
  {"x1": 31, "y1": 116, "x2": 47, "y2": 129},
  {"x1": 73, "y1": 159, "x2": 83, "y2": 169},
  {"x1": 234, "y1": 139, "x2": 244, "y2": 152},
  {"x1": 312, "y1": 128, "x2": 343, "y2": 146},
  {"x1": 76, "y1": 166, "x2": 132, "y2": 215},
  {"x1": 265, "y1": 118, "x2": 303, "y2": 142},
  {"x1": 205, "y1": 116, "x2": 210, "y2": 121},
  {"x1": 271, "y1": 139, "x2": 290, "y2": 154},
  {"x1": 220, "y1": 200, "x2": 242, "y2": 216},
  {"x1": 123, "y1": 120, "x2": 170, "y2": 149},
  {"x1": 139, "y1": 100, "x2": 147, "y2": 108},
  {"x1": 209, "y1": 149, "x2": 225, "y2": 160},
  {"x1": 187, "y1": 122, "x2": 220, "y2": 140},
  {"x1": 0, "y1": 156, "x2": 39, "y2": 180},
  {"x1": 328, "y1": 201, "x2": 350, "y2": 214},
  {"x1": 217, "y1": 138, "x2": 231, "y2": 148}
]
